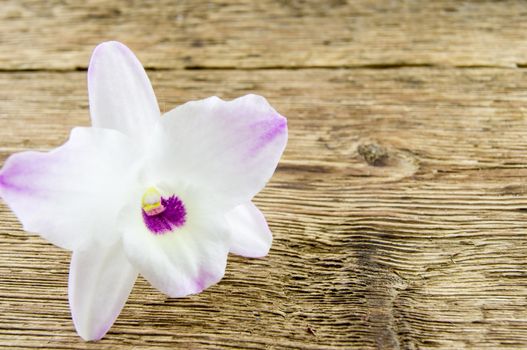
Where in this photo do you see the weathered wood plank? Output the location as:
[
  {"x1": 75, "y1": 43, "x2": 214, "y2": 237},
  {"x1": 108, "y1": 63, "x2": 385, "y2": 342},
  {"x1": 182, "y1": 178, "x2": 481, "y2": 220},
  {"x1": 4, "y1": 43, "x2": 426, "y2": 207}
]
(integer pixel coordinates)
[
  {"x1": 0, "y1": 68, "x2": 526, "y2": 348},
  {"x1": 3, "y1": 0, "x2": 527, "y2": 70}
]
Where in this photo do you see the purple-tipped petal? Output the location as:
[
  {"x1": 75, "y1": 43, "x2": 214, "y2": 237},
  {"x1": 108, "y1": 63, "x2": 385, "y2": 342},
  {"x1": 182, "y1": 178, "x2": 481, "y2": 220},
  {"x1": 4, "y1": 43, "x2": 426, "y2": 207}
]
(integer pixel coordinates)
[
  {"x1": 226, "y1": 202, "x2": 272, "y2": 258},
  {"x1": 88, "y1": 41, "x2": 160, "y2": 139},
  {"x1": 0, "y1": 127, "x2": 137, "y2": 250},
  {"x1": 69, "y1": 242, "x2": 138, "y2": 341},
  {"x1": 147, "y1": 94, "x2": 288, "y2": 208}
]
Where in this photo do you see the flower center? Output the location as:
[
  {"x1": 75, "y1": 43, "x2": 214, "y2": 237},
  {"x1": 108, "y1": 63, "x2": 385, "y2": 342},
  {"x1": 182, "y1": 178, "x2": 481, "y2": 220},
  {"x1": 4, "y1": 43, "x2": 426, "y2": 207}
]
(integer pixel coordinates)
[{"x1": 141, "y1": 187, "x2": 186, "y2": 235}]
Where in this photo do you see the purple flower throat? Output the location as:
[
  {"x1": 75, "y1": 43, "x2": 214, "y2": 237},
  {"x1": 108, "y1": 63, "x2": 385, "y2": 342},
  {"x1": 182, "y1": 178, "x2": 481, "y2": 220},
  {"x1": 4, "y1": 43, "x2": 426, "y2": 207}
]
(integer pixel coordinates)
[{"x1": 142, "y1": 195, "x2": 186, "y2": 234}]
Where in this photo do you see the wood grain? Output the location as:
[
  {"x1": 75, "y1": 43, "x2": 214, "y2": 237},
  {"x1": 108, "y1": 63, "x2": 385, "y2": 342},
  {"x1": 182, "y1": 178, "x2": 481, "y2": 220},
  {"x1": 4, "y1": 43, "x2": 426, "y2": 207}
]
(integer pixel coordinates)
[
  {"x1": 1, "y1": 68, "x2": 527, "y2": 349},
  {"x1": 2, "y1": 0, "x2": 527, "y2": 349},
  {"x1": 3, "y1": 0, "x2": 527, "y2": 70}
]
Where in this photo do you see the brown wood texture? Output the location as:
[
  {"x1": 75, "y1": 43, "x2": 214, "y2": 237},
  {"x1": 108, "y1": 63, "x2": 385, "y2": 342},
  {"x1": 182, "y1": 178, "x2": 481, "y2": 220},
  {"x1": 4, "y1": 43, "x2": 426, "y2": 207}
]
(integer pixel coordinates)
[
  {"x1": 1, "y1": 1, "x2": 527, "y2": 349},
  {"x1": 4, "y1": 0, "x2": 527, "y2": 70}
]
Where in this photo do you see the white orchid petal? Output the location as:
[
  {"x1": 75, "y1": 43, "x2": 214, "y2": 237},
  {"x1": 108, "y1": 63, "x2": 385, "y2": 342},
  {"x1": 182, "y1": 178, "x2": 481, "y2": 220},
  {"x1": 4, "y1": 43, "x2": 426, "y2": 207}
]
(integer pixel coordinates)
[
  {"x1": 226, "y1": 202, "x2": 272, "y2": 258},
  {"x1": 88, "y1": 41, "x2": 160, "y2": 138},
  {"x1": 0, "y1": 127, "x2": 137, "y2": 250},
  {"x1": 69, "y1": 242, "x2": 138, "y2": 341},
  {"x1": 121, "y1": 187, "x2": 230, "y2": 297},
  {"x1": 147, "y1": 94, "x2": 287, "y2": 208}
]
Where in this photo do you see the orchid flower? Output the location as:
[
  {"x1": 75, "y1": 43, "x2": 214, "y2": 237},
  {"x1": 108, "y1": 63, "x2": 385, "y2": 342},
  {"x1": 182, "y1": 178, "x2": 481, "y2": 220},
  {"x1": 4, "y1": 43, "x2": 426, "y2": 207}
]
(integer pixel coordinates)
[{"x1": 0, "y1": 41, "x2": 287, "y2": 341}]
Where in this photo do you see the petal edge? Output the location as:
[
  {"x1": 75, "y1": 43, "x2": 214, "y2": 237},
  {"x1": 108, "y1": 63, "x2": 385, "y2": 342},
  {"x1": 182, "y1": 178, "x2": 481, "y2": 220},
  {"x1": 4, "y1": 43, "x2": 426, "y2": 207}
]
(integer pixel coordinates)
[
  {"x1": 147, "y1": 94, "x2": 287, "y2": 208},
  {"x1": 0, "y1": 127, "x2": 137, "y2": 250},
  {"x1": 88, "y1": 41, "x2": 160, "y2": 138},
  {"x1": 226, "y1": 202, "x2": 273, "y2": 258},
  {"x1": 69, "y1": 241, "x2": 138, "y2": 341}
]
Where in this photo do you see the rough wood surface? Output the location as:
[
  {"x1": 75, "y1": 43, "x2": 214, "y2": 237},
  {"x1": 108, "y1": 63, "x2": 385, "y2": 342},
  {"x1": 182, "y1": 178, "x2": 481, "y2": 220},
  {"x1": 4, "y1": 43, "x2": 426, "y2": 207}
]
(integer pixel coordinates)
[
  {"x1": 4, "y1": 0, "x2": 527, "y2": 70},
  {"x1": 1, "y1": 1, "x2": 527, "y2": 349}
]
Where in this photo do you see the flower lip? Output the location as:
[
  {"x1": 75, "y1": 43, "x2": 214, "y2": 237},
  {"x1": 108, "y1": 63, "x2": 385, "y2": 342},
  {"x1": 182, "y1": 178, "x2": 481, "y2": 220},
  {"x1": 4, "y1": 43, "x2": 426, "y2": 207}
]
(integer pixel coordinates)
[{"x1": 141, "y1": 187, "x2": 186, "y2": 234}]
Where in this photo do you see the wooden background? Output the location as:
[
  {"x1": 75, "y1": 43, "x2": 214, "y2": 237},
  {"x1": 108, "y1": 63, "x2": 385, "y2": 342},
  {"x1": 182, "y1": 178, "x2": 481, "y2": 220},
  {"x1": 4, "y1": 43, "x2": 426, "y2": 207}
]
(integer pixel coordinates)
[{"x1": 1, "y1": 0, "x2": 527, "y2": 349}]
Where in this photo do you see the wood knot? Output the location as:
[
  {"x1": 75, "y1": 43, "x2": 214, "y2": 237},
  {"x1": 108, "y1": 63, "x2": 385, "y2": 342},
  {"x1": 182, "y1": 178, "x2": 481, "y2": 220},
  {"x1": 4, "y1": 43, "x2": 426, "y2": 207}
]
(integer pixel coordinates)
[{"x1": 358, "y1": 143, "x2": 388, "y2": 166}]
